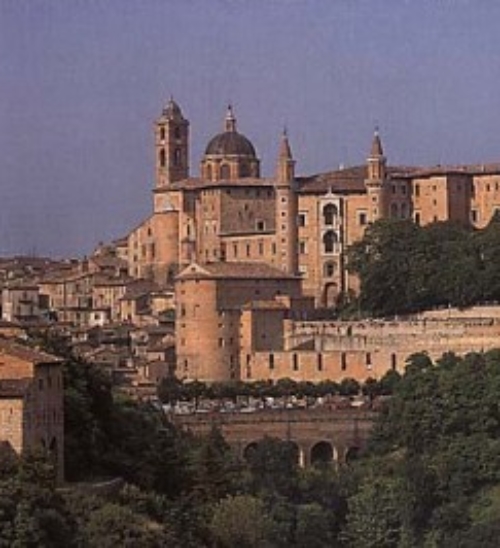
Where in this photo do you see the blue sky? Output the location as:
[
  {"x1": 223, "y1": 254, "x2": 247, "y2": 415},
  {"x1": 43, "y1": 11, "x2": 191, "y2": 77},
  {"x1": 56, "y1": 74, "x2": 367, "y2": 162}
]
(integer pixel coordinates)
[{"x1": 2, "y1": 0, "x2": 500, "y2": 257}]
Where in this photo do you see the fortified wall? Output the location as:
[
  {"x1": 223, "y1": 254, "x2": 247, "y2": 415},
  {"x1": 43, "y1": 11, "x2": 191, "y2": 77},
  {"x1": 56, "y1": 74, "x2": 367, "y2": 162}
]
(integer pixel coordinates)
[{"x1": 243, "y1": 306, "x2": 500, "y2": 383}]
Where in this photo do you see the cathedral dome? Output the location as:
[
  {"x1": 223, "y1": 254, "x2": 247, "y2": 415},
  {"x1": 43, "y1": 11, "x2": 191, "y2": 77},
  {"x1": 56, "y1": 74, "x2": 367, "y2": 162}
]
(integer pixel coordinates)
[
  {"x1": 205, "y1": 131, "x2": 256, "y2": 157},
  {"x1": 204, "y1": 105, "x2": 257, "y2": 158}
]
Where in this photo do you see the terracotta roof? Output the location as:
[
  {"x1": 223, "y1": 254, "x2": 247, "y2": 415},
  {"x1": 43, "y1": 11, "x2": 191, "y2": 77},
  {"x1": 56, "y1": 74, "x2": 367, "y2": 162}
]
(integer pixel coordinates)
[
  {"x1": 177, "y1": 262, "x2": 298, "y2": 280},
  {"x1": 298, "y1": 165, "x2": 418, "y2": 194},
  {"x1": 395, "y1": 163, "x2": 500, "y2": 179},
  {"x1": 121, "y1": 279, "x2": 159, "y2": 300},
  {"x1": 93, "y1": 273, "x2": 132, "y2": 287},
  {"x1": 0, "y1": 339, "x2": 61, "y2": 364},
  {"x1": 166, "y1": 177, "x2": 275, "y2": 191}
]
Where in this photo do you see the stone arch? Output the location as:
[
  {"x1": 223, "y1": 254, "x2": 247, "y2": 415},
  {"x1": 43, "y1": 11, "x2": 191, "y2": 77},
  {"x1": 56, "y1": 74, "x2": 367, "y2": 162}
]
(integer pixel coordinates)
[
  {"x1": 242, "y1": 442, "x2": 259, "y2": 461},
  {"x1": 286, "y1": 441, "x2": 301, "y2": 466},
  {"x1": 323, "y1": 282, "x2": 338, "y2": 307},
  {"x1": 323, "y1": 203, "x2": 338, "y2": 226},
  {"x1": 310, "y1": 441, "x2": 335, "y2": 465},
  {"x1": 220, "y1": 164, "x2": 230, "y2": 180},
  {"x1": 323, "y1": 230, "x2": 338, "y2": 253},
  {"x1": 345, "y1": 446, "x2": 360, "y2": 463},
  {"x1": 324, "y1": 260, "x2": 336, "y2": 278}
]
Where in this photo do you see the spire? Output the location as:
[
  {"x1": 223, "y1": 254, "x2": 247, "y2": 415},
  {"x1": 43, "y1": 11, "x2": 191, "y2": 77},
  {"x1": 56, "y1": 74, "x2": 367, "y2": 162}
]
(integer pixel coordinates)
[
  {"x1": 279, "y1": 127, "x2": 293, "y2": 160},
  {"x1": 366, "y1": 127, "x2": 386, "y2": 182},
  {"x1": 224, "y1": 104, "x2": 237, "y2": 132},
  {"x1": 370, "y1": 127, "x2": 384, "y2": 157},
  {"x1": 277, "y1": 127, "x2": 295, "y2": 183}
]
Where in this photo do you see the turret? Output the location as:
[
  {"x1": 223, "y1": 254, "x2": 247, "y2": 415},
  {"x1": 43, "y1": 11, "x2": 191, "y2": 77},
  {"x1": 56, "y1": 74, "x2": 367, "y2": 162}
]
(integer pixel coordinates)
[
  {"x1": 365, "y1": 129, "x2": 388, "y2": 221},
  {"x1": 277, "y1": 128, "x2": 295, "y2": 184},
  {"x1": 275, "y1": 129, "x2": 298, "y2": 275}
]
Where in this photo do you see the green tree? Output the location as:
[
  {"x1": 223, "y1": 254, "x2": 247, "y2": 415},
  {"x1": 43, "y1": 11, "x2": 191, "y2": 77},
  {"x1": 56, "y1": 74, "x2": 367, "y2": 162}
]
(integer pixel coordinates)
[{"x1": 209, "y1": 494, "x2": 277, "y2": 548}]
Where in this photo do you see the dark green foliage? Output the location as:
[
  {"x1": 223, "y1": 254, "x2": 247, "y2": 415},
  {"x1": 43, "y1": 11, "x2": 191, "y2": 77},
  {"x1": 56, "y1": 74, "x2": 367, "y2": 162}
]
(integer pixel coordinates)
[
  {"x1": 346, "y1": 218, "x2": 499, "y2": 316},
  {"x1": 349, "y1": 349, "x2": 500, "y2": 545}
]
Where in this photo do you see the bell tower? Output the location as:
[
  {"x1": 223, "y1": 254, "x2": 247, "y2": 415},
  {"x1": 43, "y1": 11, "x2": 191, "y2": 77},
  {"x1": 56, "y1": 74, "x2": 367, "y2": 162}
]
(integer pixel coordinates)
[{"x1": 155, "y1": 98, "x2": 189, "y2": 189}]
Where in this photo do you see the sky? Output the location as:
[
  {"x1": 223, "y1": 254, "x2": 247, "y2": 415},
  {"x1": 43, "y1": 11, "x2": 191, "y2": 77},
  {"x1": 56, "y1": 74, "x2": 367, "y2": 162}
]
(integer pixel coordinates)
[{"x1": 2, "y1": 0, "x2": 500, "y2": 257}]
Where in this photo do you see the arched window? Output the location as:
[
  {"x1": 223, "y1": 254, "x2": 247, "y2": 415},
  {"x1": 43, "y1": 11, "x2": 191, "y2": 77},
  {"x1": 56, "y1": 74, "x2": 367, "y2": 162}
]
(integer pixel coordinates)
[
  {"x1": 159, "y1": 149, "x2": 166, "y2": 168},
  {"x1": 324, "y1": 261, "x2": 336, "y2": 277},
  {"x1": 174, "y1": 127, "x2": 181, "y2": 139},
  {"x1": 323, "y1": 203, "x2": 338, "y2": 226},
  {"x1": 174, "y1": 148, "x2": 181, "y2": 167},
  {"x1": 390, "y1": 203, "x2": 398, "y2": 218},
  {"x1": 323, "y1": 230, "x2": 337, "y2": 253},
  {"x1": 401, "y1": 203, "x2": 408, "y2": 218},
  {"x1": 220, "y1": 164, "x2": 230, "y2": 180},
  {"x1": 206, "y1": 164, "x2": 213, "y2": 180},
  {"x1": 239, "y1": 163, "x2": 250, "y2": 178},
  {"x1": 159, "y1": 127, "x2": 165, "y2": 140}
]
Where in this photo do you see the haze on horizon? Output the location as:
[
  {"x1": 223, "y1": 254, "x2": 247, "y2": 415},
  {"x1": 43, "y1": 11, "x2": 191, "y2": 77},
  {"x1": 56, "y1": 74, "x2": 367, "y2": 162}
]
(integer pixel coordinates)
[{"x1": 2, "y1": 0, "x2": 500, "y2": 258}]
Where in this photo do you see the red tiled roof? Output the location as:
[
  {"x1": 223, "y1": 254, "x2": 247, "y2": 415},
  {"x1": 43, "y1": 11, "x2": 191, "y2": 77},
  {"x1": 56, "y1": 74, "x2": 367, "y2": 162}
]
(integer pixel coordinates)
[
  {"x1": 297, "y1": 165, "x2": 418, "y2": 194},
  {"x1": 164, "y1": 177, "x2": 275, "y2": 191},
  {"x1": 177, "y1": 261, "x2": 298, "y2": 280},
  {"x1": 0, "y1": 339, "x2": 62, "y2": 364}
]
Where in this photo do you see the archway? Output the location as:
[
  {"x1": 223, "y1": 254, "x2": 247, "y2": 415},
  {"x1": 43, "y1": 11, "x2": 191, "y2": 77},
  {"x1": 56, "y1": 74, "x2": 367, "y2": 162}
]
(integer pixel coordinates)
[
  {"x1": 243, "y1": 442, "x2": 259, "y2": 462},
  {"x1": 323, "y1": 283, "x2": 338, "y2": 308},
  {"x1": 345, "y1": 446, "x2": 360, "y2": 464},
  {"x1": 310, "y1": 441, "x2": 334, "y2": 466}
]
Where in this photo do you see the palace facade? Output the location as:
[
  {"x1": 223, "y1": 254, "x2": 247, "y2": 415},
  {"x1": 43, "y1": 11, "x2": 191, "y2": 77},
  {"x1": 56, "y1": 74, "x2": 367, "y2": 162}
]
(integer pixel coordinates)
[
  {"x1": 128, "y1": 99, "x2": 500, "y2": 307},
  {"x1": 124, "y1": 99, "x2": 500, "y2": 382}
]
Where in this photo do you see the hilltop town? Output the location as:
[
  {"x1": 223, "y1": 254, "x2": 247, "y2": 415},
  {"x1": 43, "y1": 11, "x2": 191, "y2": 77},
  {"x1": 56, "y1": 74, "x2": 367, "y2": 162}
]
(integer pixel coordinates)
[{"x1": 4, "y1": 99, "x2": 500, "y2": 481}]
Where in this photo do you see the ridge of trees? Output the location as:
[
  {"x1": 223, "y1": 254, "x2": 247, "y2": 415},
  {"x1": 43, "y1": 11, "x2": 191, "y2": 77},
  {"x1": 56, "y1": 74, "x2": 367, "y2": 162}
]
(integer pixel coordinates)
[
  {"x1": 346, "y1": 215, "x2": 500, "y2": 317},
  {"x1": 5, "y1": 339, "x2": 500, "y2": 544}
]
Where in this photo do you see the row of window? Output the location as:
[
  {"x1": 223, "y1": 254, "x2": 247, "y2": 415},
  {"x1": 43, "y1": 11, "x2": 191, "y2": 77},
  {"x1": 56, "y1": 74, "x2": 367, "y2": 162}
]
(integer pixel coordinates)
[
  {"x1": 158, "y1": 148, "x2": 182, "y2": 168},
  {"x1": 265, "y1": 352, "x2": 398, "y2": 371}
]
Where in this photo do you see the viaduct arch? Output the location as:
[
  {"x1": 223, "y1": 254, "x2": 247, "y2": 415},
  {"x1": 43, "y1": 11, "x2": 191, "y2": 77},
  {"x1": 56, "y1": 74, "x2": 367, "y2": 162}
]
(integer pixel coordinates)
[{"x1": 171, "y1": 408, "x2": 377, "y2": 466}]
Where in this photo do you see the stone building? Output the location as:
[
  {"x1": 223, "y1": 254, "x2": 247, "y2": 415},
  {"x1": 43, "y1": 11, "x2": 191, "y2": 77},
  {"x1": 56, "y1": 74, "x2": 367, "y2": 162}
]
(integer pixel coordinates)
[
  {"x1": 125, "y1": 99, "x2": 500, "y2": 382},
  {"x1": 0, "y1": 339, "x2": 64, "y2": 481},
  {"x1": 129, "y1": 99, "x2": 500, "y2": 307}
]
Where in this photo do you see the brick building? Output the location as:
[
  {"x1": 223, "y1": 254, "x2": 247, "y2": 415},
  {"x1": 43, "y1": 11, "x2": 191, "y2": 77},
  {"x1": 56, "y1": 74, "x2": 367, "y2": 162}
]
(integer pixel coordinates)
[
  {"x1": 0, "y1": 339, "x2": 64, "y2": 481},
  {"x1": 125, "y1": 99, "x2": 500, "y2": 382}
]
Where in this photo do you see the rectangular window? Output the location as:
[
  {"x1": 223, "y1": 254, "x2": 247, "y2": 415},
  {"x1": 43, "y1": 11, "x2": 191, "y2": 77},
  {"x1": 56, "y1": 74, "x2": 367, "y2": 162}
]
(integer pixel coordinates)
[
  {"x1": 299, "y1": 240, "x2": 307, "y2": 254},
  {"x1": 293, "y1": 353, "x2": 299, "y2": 371},
  {"x1": 341, "y1": 352, "x2": 347, "y2": 371},
  {"x1": 298, "y1": 213, "x2": 307, "y2": 227},
  {"x1": 358, "y1": 212, "x2": 367, "y2": 226},
  {"x1": 317, "y1": 353, "x2": 323, "y2": 372},
  {"x1": 269, "y1": 353, "x2": 274, "y2": 370}
]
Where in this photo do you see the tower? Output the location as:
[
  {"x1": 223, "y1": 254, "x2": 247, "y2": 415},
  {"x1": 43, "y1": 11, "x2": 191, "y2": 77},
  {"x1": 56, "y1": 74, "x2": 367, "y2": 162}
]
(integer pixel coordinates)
[
  {"x1": 275, "y1": 129, "x2": 298, "y2": 275},
  {"x1": 155, "y1": 98, "x2": 189, "y2": 189},
  {"x1": 365, "y1": 129, "x2": 388, "y2": 221}
]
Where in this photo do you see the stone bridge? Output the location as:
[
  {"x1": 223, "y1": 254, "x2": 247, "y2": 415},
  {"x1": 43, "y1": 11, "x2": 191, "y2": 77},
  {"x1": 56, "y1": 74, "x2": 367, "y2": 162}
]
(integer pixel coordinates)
[{"x1": 170, "y1": 408, "x2": 378, "y2": 466}]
